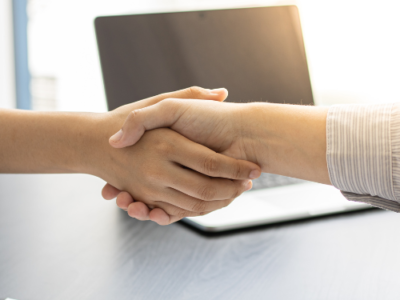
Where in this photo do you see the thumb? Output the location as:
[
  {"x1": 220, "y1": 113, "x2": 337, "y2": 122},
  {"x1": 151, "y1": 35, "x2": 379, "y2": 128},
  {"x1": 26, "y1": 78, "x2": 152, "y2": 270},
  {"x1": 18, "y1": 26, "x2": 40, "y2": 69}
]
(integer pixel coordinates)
[
  {"x1": 109, "y1": 98, "x2": 190, "y2": 148},
  {"x1": 150, "y1": 86, "x2": 228, "y2": 105},
  {"x1": 177, "y1": 86, "x2": 228, "y2": 102},
  {"x1": 109, "y1": 87, "x2": 228, "y2": 148}
]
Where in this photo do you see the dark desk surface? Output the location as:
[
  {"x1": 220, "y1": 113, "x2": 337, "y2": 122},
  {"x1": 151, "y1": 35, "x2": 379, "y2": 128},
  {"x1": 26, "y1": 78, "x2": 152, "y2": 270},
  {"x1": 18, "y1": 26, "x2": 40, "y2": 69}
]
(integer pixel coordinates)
[{"x1": 1, "y1": 174, "x2": 400, "y2": 300}]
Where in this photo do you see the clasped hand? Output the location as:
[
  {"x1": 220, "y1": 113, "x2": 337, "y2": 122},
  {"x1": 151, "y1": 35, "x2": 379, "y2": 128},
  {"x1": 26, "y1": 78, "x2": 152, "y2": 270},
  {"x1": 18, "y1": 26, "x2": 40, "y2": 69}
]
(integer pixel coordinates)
[{"x1": 102, "y1": 87, "x2": 261, "y2": 225}]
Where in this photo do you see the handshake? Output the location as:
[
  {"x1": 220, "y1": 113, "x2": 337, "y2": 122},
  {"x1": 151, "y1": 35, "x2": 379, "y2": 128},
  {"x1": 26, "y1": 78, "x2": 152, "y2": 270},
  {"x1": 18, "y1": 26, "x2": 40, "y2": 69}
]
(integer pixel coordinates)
[
  {"x1": 99, "y1": 86, "x2": 330, "y2": 225},
  {"x1": 101, "y1": 86, "x2": 262, "y2": 225},
  {"x1": 0, "y1": 86, "x2": 330, "y2": 225}
]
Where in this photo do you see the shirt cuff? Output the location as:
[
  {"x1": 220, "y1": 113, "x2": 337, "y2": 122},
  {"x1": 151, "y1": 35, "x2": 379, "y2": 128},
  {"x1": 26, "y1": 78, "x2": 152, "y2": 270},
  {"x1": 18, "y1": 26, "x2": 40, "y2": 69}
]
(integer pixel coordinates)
[{"x1": 326, "y1": 103, "x2": 400, "y2": 211}]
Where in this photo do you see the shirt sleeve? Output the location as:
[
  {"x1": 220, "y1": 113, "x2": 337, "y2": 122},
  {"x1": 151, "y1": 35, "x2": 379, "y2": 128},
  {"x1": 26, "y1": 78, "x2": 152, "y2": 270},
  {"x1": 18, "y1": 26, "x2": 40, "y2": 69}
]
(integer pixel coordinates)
[{"x1": 326, "y1": 102, "x2": 400, "y2": 212}]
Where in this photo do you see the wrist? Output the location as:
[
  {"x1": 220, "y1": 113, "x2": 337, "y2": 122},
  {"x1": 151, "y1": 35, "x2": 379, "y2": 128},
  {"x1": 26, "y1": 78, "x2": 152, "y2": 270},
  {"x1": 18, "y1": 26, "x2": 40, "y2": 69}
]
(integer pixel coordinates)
[
  {"x1": 75, "y1": 111, "x2": 127, "y2": 179},
  {"x1": 240, "y1": 103, "x2": 331, "y2": 184},
  {"x1": 76, "y1": 96, "x2": 173, "y2": 180},
  {"x1": 62, "y1": 113, "x2": 108, "y2": 177}
]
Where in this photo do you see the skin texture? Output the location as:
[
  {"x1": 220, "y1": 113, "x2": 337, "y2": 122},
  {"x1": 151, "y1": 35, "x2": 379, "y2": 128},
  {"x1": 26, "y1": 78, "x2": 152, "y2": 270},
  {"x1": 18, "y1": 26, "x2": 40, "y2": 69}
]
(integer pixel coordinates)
[
  {"x1": 110, "y1": 96, "x2": 332, "y2": 223},
  {"x1": 0, "y1": 87, "x2": 261, "y2": 225}
]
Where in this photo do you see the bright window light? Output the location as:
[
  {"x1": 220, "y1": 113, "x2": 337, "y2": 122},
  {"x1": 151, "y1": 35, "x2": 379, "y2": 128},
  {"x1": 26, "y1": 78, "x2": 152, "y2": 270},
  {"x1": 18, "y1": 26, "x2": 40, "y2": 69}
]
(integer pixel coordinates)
[{"x1": 28, "y1": 0, "x2": 400, "y2": 111}]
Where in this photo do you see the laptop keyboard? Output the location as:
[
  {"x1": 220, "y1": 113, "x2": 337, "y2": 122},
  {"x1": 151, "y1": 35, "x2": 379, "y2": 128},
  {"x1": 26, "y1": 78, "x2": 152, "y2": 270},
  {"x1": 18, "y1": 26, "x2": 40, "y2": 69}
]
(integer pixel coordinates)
[{"x1": 251, "y1": 173, "x2": 306, "y2": 190}]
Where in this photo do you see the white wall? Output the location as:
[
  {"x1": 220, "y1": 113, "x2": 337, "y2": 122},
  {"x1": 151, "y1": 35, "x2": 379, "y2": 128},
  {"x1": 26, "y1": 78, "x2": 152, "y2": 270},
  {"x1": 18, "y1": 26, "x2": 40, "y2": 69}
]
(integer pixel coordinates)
[
  {"x1": 27, "y1": 0, "x2": 400, "y2": 111},
  {"x1": 0, "y1": 0, "x2": 16, "y2": 109},
  {"x1": 298, "y1": 0, "x2": 400, "y2": 106}
]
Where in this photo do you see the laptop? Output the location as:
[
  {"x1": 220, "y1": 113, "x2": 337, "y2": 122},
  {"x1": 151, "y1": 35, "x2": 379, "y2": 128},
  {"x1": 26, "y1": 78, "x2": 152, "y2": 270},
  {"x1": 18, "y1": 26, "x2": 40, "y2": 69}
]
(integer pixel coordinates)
[{"x1": 95, "y1": 5, "x2": 371, "y2": 232}]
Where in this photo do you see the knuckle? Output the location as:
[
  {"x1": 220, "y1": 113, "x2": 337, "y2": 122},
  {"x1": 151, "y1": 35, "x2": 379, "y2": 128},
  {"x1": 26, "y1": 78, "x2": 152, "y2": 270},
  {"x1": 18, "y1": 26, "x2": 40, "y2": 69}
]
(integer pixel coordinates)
[
  {"x1": 197, "y1": 185, "x2": 217, "y2": 201},
  {"x1": 188, "y1": 86, "x2": 203, "y2": 98},
  {"x1": 141, "y1": 169, "x2": 168, "y2": 191},
  {"x1": 127, "y1": 109, "x2": 141, "y2": 123},
  {"x1": 231, "y1": 184, "x2": 242, "y2": 199},
  {"x1": 143, "y1": 168, "x2": 164, "y2": 183},
  {"x1": 158, "y1": 92, "x2": 168, "y2": 99},
  {"x1": 191, "y1": 200, "x2": 208, "y2": 213},
  {"x1": 232, "y1": 163, "x2": 242, "y2": 179},
  {"x1": 174, "y1": 210, "x2": 190, "y2": 219},
  {"x1": 154, "y1": 139, "x2": 174, "y2": 156},
  {"x1": 161, "y1": 98, "x2": 178, "y2": 108},
  {"x1": 159, "y1": 204, "x2": 183, "y2": 217},
  {"x1": 203, "y1": 155, "x2": 219, "y2": 176}
]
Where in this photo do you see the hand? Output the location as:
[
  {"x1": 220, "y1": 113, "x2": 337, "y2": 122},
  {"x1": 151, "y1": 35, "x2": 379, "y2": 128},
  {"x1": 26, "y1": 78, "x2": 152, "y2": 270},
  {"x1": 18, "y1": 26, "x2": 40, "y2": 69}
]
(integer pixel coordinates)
[
  {"x1": 0, "y1": 86, "x2": 258, "y2": 226},
  {"x1": 109, "y1": 98, "x2": 253, "y2": 162},
  {"x1": 109, "y1": 93, "x2": 331, "y2": 191},
  {"x1": 101, "y1": 128, "x2": 256, "y2": 225},
  {"x1": 100, "y1": 87, "x2": 261, "y2": 225},
  {"x1": 108, "y1": 96, "x2": 261, "y2": 223}
]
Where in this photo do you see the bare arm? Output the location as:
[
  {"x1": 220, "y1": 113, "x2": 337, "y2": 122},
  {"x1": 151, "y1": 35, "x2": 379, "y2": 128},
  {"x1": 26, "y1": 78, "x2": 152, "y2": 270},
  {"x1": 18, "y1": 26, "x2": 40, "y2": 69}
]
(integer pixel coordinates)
[
  {"x1": 0, "y1": 87, "x2": 261, "y2": 225},
  {"x1": 239, "y1": 103, "x2": 331, "y2": 185},
  {"x1": 0, "y1": 109, "x2": 105, "y2": 175},
  {"x1": 110, "y1": 99, "x2": 331, "y2": 185}
]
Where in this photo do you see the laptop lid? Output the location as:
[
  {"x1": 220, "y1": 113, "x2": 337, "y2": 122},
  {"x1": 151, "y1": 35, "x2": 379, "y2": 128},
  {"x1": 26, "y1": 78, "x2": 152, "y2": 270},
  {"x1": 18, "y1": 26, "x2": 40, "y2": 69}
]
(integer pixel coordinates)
[{"x1": 95, "y1": 5, "x2": 314, "y2": 110}]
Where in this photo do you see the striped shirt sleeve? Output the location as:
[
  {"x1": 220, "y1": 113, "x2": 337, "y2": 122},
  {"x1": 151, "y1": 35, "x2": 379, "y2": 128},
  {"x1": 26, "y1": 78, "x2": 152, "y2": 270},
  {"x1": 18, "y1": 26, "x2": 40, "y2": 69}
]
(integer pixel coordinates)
[{"x1": 326, "y1": 102, "x2": 400, "y2": 212}]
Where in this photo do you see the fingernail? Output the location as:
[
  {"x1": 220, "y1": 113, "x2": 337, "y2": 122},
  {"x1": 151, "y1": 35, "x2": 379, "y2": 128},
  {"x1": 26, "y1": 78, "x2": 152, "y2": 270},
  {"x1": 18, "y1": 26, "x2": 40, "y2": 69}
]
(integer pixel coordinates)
[
  {"x1": 209, "y1": 88, "x2": 227, "y2": 95},
  {"x1": 110, "y1": 129, "x2": 123, "y2": 143},
  {"x1": 249, "y1": 169, "x2": 261, "y2": 179},
  {"x1": 245, "y1": 180, "x2": 253, "y2": 191}
]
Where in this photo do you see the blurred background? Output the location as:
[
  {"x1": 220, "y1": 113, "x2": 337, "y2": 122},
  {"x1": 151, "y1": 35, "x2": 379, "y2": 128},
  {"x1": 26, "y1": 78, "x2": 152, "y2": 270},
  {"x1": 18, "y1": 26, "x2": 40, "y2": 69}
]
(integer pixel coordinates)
[{"x1": 1, "y1": 0, "x2": 399, "y2": 111}]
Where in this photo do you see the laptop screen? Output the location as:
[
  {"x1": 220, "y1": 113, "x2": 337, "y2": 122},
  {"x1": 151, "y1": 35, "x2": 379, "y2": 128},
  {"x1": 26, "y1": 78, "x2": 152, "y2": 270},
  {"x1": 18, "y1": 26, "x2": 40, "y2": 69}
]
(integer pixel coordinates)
[{"x1": 95, "y1": 6, "x2": 313, "y2": 110}]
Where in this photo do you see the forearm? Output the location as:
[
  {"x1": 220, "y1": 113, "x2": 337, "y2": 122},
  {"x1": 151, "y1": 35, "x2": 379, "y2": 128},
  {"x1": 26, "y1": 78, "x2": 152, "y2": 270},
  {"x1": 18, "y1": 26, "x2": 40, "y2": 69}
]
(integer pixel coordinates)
[
  {"x1": 0, "y1": 90, "x2": 165, "y2": 176},
  {"x1": 241, "y1": 103, "x2": 331, "y2": 185},
  {"x1": 0, "y1": 109, "x2": 109, "y2": 175},
  {"x1": 108, "y1": 98, "x2": 330, "y2": 185}
]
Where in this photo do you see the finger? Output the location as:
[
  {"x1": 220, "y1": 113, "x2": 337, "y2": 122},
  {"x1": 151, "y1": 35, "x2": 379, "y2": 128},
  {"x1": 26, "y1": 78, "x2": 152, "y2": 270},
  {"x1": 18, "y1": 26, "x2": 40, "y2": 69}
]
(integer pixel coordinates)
[
  {"x1": 172, "y1": 136, "x2": 261, "y2": 180},
  {"x1": 150, "y1": 202, "x2": 206, "y2": 225},
  {"x1": 149, "y1": 208, "x2": 173, "y2": 225},
  {"x1": 110, "y1": 87, "x2": 228, "y2": 147},
  {"x1": 166, "y1": 165, "x2": 252, "y2": 201},
  {"x1": 116, "y1": 191, "x2": 135, "y2": 210},
  {"x1": 148, "y1": 204, "x2": 214, "y2": 226},
  {"x1": 102, "y1": 183, "x2": 121, "y2": 200},
  {"x1": 149, "y1": 207, "x2": 187, "y2": 225},
  {"x1": 124, "y1": 86, "x2": 228, "y2": 117},
  {"x1": 153, "y1": 202, "x2": 203, "y2": 218},
  {"x1": 127, "y1": 202, "x2": 151, "y2": 221},
  {"x1": 155, "y1": 187, "x2": 234, "y2": 213},
  {"x1": 150, "y1": 202, "x2": 214, "y2": 225},
  {"x1": 117, "y1": 86, "x2": 228, "y2": 115},
  {"x1": 109, "y1": 98, "x2": 189, "y2": 148},
  {"x1": 150, "y1": 86, "x2": 228, "y2": 105}
]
